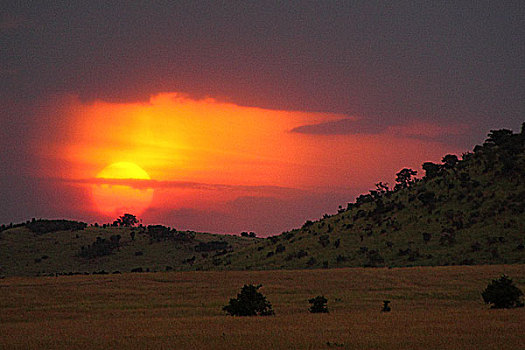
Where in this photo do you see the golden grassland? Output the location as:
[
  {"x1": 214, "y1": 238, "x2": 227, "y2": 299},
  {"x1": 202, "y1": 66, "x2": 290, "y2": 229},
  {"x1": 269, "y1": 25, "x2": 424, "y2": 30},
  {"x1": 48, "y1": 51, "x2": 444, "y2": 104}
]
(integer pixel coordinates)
[{"x1": 1, "y1": 264, "x2": 524, "y2": 349}]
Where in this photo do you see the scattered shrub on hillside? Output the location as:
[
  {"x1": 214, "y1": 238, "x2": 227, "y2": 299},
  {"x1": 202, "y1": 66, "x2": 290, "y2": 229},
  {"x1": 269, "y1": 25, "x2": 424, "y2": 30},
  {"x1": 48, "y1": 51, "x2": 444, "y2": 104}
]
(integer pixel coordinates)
[
  {"x1": 318, "y1": 235, "x2": 330, "y2": 247},
  {"x1": 223, "y1": 284, "x2": 274, "y2": 316},
  {"x1": 439, "y1": 231, "x2": 456, "y2": 246},
  {"x1": 365, "y1": 250, "x2": 384, "y2": 267},
  {"x1": 336, "y1": 255, "x2": 347, "y2": 263},
  {"x1": 309, "y1": 295, "x2": 328, "y2": 313},
  {"x1": 285, "y1": 250, "x2": 309, "y2": 261},
  {"x1": 26, "y1": 219, "x2": 87, "y2": 234},
  {"x1": 275, "y1": 244, "x2": 286, "y2": 253},
  {"x1": 421, "y1": 232, "x2": 432, "y2": 243},
  {"x1": 79, "y1": 235, "x2": 121, "y2": 259},
  {"x1": 194, "y1": 241, "x2": 229, "y2": 252},
  {"x1": 418, "y1": 191, "x2": 436, "y2": 206},
  {"x1": 306, "y1": 257, "x2": 317, "y2": 266},
  {"x1": 482, "y1": 275, "x2": 524, "y2": 309},
  {"x1": 183, "y1": 256, "x2": 196, "y2": 265}
]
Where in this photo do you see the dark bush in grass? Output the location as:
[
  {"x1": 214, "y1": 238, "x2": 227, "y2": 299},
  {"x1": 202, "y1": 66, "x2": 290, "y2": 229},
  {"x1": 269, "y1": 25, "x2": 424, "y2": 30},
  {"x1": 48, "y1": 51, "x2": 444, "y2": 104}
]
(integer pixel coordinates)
[
  {"x1": 309, "y1": 295, "x2": 328, "y2": 313},
  {"x1": 381, "y1": 300, "x2": 391, "y2": 312},
  {"x1": 223, "y1": 284, "x2": 274, "y2": 316},
  {"x1": 482, "y1": 275, "x2": 524, "y2": 309}
]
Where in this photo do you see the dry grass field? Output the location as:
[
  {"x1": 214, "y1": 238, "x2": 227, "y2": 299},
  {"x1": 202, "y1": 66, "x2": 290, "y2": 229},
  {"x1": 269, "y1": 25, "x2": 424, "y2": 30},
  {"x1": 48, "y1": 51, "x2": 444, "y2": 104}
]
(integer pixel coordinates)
[{"x1": 1, "y1": 264, "x2": 524, "y2": 349}]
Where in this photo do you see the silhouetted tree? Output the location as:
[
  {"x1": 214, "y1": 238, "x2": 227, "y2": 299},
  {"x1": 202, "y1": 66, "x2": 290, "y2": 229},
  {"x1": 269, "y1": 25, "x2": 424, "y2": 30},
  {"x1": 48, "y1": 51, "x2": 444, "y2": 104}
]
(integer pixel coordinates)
[
  {"x1": 395, "y1": 168, "x2": 417, "y2": 190},
  {"x1": 482, "y1": 275, "x2": 524, "y2": 309},
  {"x1": 441, "y1": 154, "x2": 459, "y2": 169},
  {"x1": 370, "y1": 182, "x2": 390, "y2": 199},
  {"x1": 485, "y1": 129, "x2": 513, "y2": 147},
  {"x1": 116, "y1": 214, "x2": 138, "y2": 227},
  {"x1": 309, "y1": 296, "x2": 329, "y2": 313},
  {"x1": 422, "y1": 162, "x2": 441, "y2": 179},
  {"x1": 223, "y1": 284, "x2": 274, "y2": 316}
]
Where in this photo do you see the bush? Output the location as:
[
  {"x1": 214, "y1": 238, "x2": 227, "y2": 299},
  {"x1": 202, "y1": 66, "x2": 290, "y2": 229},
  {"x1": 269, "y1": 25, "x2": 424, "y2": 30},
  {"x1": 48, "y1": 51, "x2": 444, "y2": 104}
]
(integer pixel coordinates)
[
  {"x1": 482, "y1": 275, "x2": 524, "y2": 309},
  {"x1": 309, "y1": 296, "x2": 328, "y2": 313},
  {"x1": 26, "y1": 219, "x2": 87, "y2": 234},
  {"x1": 381, "y1": 300, "x2": 391, "y2": 312},
  {"x1": 79, "y1": 235, "x2": 121, "y2": 259},
  {"x1": 223, "y1": 284, "x2": 274, "y2": 316}
]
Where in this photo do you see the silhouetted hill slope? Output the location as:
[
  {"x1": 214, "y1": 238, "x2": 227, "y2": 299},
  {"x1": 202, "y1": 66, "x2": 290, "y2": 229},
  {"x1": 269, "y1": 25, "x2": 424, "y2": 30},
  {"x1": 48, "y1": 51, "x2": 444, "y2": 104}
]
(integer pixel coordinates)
[
  {"x1": 200, "y1": 125, "x2": 525, "y2": 270},
  {"x1": 0, "y1": 221, "x2": 258, "y2": 277}
]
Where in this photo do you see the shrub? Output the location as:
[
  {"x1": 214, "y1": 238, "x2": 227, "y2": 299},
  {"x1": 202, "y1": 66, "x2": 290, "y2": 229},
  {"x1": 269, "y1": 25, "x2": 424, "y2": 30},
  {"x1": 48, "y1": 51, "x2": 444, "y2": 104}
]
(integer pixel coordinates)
[
  {"x1": 318, "y1": 235, "x2": 330, "y2": 247},
  {"x1": 223, "y1": 284, "x2": 274, "y2": 316},
  {"x1": 79, "y1": 235, "x2": 121, "y2": 259},
  {"x1": 482, "y1": 275, "x2": 524, "y2": 309},
  {"x1": 26, "y1": 219, "x2": 87, "y2": 234},
  {"x1": 309, "y1": 296, "x2": 328, "y2": 313},
  {"x1": 194, "y1": 241, "x2": 229, "y2": 252},
  {"x1": 381, "y1": 300, "x2": 391, "y2": 312}
]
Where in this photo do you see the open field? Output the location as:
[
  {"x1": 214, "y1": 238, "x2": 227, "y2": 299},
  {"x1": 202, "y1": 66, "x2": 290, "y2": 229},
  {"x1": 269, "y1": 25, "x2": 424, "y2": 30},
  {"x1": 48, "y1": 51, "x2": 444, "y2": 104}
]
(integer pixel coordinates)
[{"x1": 1, "y1": 264, "x2": 524, "y2": 349}]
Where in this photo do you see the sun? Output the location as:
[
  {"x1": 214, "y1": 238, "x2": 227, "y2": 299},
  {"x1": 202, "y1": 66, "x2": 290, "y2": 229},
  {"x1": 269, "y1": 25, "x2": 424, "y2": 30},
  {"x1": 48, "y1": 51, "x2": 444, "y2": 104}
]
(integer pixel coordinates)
[{"x1": 92, "y1": 162, "x2": 154, "y2": 216}]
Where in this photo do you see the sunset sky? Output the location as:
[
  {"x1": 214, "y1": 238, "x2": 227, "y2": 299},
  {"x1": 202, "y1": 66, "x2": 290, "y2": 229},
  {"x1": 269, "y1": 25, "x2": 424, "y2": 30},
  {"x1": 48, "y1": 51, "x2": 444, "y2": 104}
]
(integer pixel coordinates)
[{"x1": 1, "y1": 2, "x2": 523, "y2": 235}]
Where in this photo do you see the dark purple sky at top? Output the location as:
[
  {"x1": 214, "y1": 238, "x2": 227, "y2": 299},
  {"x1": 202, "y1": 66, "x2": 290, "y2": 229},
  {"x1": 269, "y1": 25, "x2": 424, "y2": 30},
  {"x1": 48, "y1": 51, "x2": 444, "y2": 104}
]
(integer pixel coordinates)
[{"x1": 1, "y1": 1, "x2": 523, "y2": 232}]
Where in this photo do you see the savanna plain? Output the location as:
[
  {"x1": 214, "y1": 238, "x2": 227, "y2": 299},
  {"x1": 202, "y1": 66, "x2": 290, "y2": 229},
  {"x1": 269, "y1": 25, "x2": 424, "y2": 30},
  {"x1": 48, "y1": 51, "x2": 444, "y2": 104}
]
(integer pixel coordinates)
[{"x1": 1, "y1": 264, "x2": 524, "y2": 349}]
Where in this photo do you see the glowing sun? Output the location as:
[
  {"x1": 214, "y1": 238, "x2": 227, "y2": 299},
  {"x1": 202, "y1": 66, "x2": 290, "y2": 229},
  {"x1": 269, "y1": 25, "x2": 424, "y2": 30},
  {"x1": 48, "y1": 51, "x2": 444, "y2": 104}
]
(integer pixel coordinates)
[{"x1": 92, "y1": 162, "x2": 154, "y2": 216}]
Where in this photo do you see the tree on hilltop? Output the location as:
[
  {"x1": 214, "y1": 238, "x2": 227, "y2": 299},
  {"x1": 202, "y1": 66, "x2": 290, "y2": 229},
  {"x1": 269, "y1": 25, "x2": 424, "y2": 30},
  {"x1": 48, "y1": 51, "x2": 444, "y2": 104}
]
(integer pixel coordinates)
[
  {"x1": 114, "y1": 213, "x2": 138, "y2": 227},
  {"x1": 441, "y1": 154, "x2": 459, "y2": 169},
  {"x1": 395, "y1": 168, "x2": 417, "y2": 190}
]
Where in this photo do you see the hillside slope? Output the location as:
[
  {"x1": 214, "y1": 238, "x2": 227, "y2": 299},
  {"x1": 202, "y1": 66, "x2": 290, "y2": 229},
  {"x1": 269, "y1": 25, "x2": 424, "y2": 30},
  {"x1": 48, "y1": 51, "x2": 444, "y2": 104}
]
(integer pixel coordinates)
[
  {"x1": 199, "y1": 126, "x2": 525, "y2": 270},
  {"x1": 0, "y1": 222, "x2": 258, "y2": 277}
]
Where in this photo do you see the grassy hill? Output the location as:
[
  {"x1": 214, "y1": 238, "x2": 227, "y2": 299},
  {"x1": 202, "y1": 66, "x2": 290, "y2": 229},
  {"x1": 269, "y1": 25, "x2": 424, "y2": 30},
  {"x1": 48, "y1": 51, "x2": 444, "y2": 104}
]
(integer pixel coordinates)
[
  {"x1": 1, "y1": 125, "x2": 524, "y2": 276},
  {"x1": 0, "y1": 222, "x2": 258, "y2": 277},
  {"x1": 198, "y1": 126, "x2": 525, "y2": 270}
]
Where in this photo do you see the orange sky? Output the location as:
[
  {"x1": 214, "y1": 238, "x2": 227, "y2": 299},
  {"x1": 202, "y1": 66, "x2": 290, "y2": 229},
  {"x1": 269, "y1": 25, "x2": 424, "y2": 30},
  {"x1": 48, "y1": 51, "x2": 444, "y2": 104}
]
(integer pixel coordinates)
[{"x1": 32, "y1": 92, "x2": 461, "y2": 234}]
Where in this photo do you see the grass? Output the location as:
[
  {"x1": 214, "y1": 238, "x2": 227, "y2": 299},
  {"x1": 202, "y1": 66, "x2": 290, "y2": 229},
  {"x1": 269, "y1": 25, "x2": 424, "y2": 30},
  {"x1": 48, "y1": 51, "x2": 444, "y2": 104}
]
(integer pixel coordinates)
[{"x1": 1, "y1": 264, "x2": 524, "y2": 349}]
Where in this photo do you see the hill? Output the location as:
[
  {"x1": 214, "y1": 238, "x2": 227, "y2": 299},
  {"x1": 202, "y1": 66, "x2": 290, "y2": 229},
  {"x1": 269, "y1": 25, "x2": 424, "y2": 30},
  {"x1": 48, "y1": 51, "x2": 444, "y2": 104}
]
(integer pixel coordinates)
[
  {"x1": 198, "y1": 125, "x2": 525, "y2": 270},
  {"x1": 1, "y1": 125, "x2": 524, "y2": 276},
  {"x1": 0, "y1": 220, "x2": 258, "y2": 277}
]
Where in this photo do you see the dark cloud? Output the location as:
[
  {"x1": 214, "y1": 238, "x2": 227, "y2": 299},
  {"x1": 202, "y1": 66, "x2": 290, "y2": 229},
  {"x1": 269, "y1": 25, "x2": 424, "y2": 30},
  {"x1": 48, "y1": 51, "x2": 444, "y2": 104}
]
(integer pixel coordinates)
[
  {"x1": 55, "y1": 177, "x2": 302, "y2": 196},
  {"x1": 291, "y1": 118, "x2": 386, "y2": 135},
  {"x1": 290, "y1": 117, "x2": 479, "y2": 148},
  {"x1": 1, "y1": 2, "x2": 523, "y2": 129}
]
